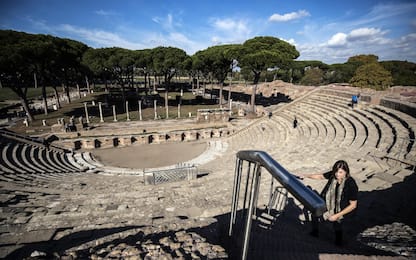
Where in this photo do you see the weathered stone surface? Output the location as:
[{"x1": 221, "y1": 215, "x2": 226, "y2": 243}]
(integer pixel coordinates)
[{"x1": 2, "y1": 86, "x2": 416, "y2": 259}]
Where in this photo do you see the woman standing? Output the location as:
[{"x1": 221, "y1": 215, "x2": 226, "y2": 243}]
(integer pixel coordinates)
[{"x1": 301, "y1": 160, "x2": 358, "y2": 246}]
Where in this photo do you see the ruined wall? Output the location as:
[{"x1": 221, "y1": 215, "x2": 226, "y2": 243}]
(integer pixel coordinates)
[{"x1": 71, "y1": 127, "x2": 231, "y2": 150}]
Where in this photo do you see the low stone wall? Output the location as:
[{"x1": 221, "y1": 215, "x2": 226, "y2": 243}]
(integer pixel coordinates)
[
  {"x1": 70, "y1": 127, "x2": 232, "y2": 150},
  {"x1": 380, "y1": 98, "x2": 416, "y2": 118},
  {"x1": 321, "y1": 89, "x2": 373, "y2": 103}
]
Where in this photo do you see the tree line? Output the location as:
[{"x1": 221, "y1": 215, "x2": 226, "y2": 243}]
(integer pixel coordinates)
[{"x1": 1, "y1": 30, "x2": 415, "y2": 122}]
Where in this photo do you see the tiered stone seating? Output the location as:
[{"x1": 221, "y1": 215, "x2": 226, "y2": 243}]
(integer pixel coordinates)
[
  {"x1": 217, "y1": 88, "x2": 414, "y2": 194},
  {"x1": 0, "y1": 133, "x2": 88, "y2": 186},
  {"x1": 373, "y1": 106, "x2": 416, "y2": 160},
  {"x1": 1, "y1": 87, "x2": 415, "y2": 259}
]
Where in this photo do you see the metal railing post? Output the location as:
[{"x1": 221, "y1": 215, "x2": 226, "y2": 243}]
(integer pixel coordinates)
[
  {"x1": 242, "y1": 163, "x2": 261, "y2": 260},
  {"x1": 229, "y1": 158, "x2": 242, "y2": 236},
  {"x1": 229, "y1": 150, "x2": 327, "y2": 259}
]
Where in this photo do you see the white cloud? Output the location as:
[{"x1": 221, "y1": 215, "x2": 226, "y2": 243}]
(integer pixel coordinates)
[
  {"x1": 395, "y1": 33, "x2": 416, "y2": 50},
  {"x1": 282, "y1": 38, "x2": 297, "y2": 46},
  {"x1": 347, "y1": 27, "x2": 384, "y2": 41},
  {"x1": 212, "y1": 18, "x2": 250, "y2": 34},
  {"x1": 299, "y1": 29, "x2": 416, "y2": 64},
  {"x1": 327, "y1": 33, "x2": 347, "y2": 47},
  {"x1": 269, "y1": 10, "x2": 310, "y2": 22},
  {"x1": 356, "y1": 2, "x2": 416, "y2": 27},
  {"x1": 57, "y1": 24, "x2": 145, "y2": 50},
  {"x1": 152, "y1": 14, "x2": 171, "y2": 30},
  {"x1": 95, "y1": 10, "x2": 118, "y2": 16},
  {"x1": 168, "y1": 32, "x2": 203, "y2": 54},
  {"x1": 26, "y1": 16, "x2": 50, "y2": 31},
  {"x1": 325, "y1": 27, "x2": 390, "y2": 49},
  {"x1": 209, "y1": 17, "x2": 252, "y2": 46}
]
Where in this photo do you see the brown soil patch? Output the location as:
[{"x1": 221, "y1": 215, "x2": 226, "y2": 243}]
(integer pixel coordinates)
[{"x1": 91, "y1": 141, "x2": 207, "y2": 168}]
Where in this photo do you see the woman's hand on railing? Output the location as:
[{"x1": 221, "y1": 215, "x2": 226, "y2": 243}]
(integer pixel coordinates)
[{"x1": 294, "y1": 174, "x2": 305, "y2": 180}]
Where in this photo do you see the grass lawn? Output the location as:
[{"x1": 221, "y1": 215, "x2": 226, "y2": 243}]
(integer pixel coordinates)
[{"x1": 0, "y1": 87, "x2": 56, "y2": 101}]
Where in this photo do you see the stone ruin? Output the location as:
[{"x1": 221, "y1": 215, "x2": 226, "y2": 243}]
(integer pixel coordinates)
[{"x1": 196, "y1": 108, "x2": 230, "y2": 123}]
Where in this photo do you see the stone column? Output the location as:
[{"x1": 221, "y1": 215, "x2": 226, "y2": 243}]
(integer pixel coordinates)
[
  {"x1": 113, "y1": 105, "x2": 117, "y2": 122},
  {"x1": 126, "y1": 101, "x2": 130, "y2": 121},
  {"x1": 138, "y1": 100, "x2": 142, "y2": 121},
  {"x1": 228, "y1": 75, "x2": 232, "y2": 108},
  {"x1": 98, "y1": 102, "x2": 104, "y2": 122},
  {"x1": 84, "y1": 102, "x2": 90, "y2": 124},
  {"x1": 154, "y1": 100, "x2": 157, "y2": 120},
  {"x1": 251, "y1": 84, "x2": 257, "y2": 113}
]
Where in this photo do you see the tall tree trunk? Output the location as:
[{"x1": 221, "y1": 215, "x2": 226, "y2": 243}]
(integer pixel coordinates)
[
  {"x1": 210, "y1": 78, "x2": 213, "y2": 100},
  {"x1": 153, "y1": 75, "x2": 157, "y2": 93},
  {"x1": 34, "y1": 72, "x2": 38, "y2": 88},
  {"x1": 77, "y1": 83, "x2": 81, "y2": 99},
  {"x1": 53, "y1": 85, "x2": 61, "y2": 109},
  {"x1": 121, "y1": 84, "x2": 126, "y2": 113},
  {"x1": 85, "y1": 75, "x2": 91, "y2": 93},
  {"x1": 219, "y1": 83, "x2": 223, "y2": 108},
  {"x1": 165, "y1": 90, "x2": 169, "y2": 119},
  {"x1": 228, "y1": 72, "x2": 232, "y2": 108},
  {"x1": 253, "y1": 70, "x2": 261, "y2": 85},
  {"x1": 12, "y1": 80, "x2": 34, "y2": 122},
  {"x1": 42, "y1": 84, "x2": 48, "y2": 115},
  {"x1": 251, "y1": 84, "x2": 257, "y2": 113},
  {"x1": 20, "y1": 96, "x2": 34, "y2": 122},
  {"x1": 131, "y1": 70, "x2": 135, "y2": 88},
  {"x1": 62, "y1": 83, "x2": 71, "y2": 103}
]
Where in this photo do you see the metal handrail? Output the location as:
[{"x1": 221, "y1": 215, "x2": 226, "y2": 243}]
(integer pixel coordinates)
[{"x1": 229, "y1": 150, "x2": 326, "y2": 260}]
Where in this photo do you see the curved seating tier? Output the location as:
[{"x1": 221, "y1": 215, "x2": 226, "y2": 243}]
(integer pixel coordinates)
[
  {"x1": 220, "y1": 88, "x2": 415, "y2": 193},
  {"x1": 0, "y1": 133, "x2": 89, "y2": 186}
]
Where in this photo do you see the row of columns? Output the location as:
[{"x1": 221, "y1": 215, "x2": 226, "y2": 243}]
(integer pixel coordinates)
[{"x1": 83, "y1": 100, "x2": 188, "y2": 123}]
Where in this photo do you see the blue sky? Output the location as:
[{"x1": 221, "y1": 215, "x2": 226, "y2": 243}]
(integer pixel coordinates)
[{"x1": 1, "y1": 0, "x2": 415, "y2": 64}]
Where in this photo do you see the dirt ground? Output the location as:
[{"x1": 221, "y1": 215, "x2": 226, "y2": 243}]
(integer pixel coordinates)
[{"x1": 91, "y1": 141, "x2": 207, "y2": 168}]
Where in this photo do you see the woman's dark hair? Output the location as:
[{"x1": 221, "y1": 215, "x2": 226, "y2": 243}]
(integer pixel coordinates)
[{"x1": 332, "y1": 160, "x2": 350, "y2": 178}]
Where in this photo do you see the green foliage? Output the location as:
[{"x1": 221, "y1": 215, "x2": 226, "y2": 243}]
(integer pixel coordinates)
[
  {"x1": 192, "y1": 44, "x2": 240, "y2": 83},
  {"x1": 347, "y1": 54, "x2": 379, "y2": 65},
  {"x1": 151, "y1": 46, "x2": 189, "y2": 86},
  {"x1": 350, "y1": 62, "x2": 393, "y2": 90},
  {"x1": 239, "y1": 36, "x2": 299, "y2": 84},
  {"x1": 291, "y1": 60, "x2": 329, "y2": 83},
  {"x1": 300, "y1": 68, "x2": 324, "y2": 86},
  {"x1": 0, "y1": 87, "x2": 55, "y2": 101},
  {"x1": 326, "y1": 63, "x2": 357, "y2": 83},
  {"x1": 380, "y1": 60, "x2": 416, "y2": 86}
]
